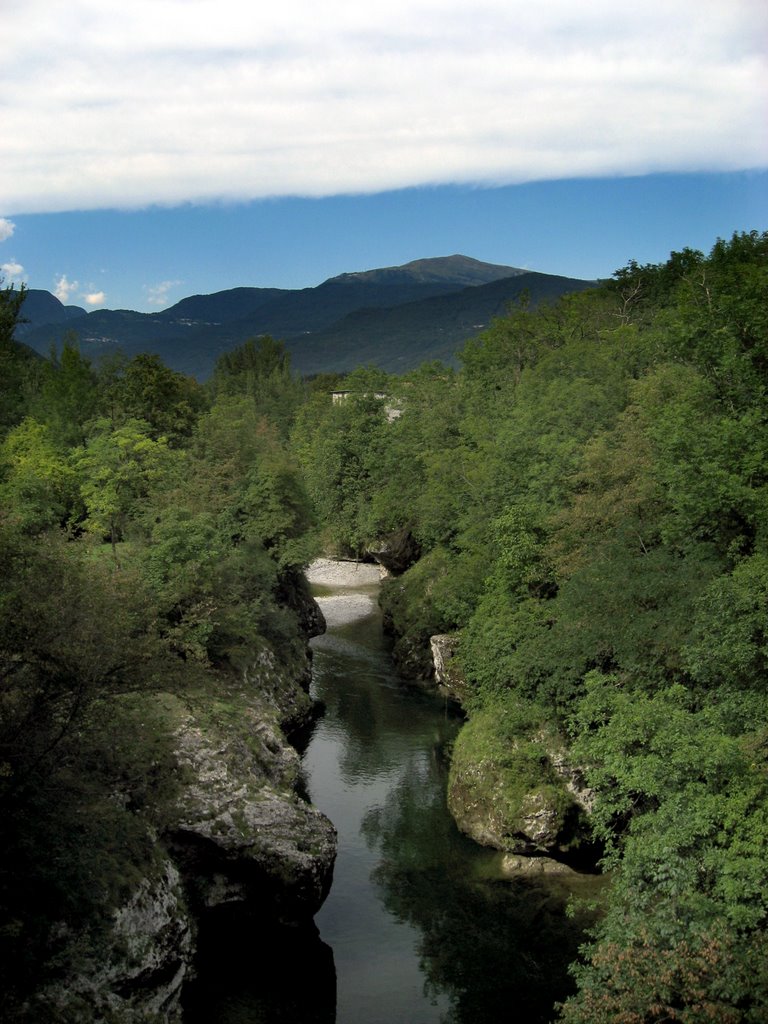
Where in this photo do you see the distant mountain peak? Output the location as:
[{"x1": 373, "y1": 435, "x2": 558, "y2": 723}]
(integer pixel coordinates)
[{"x1": 326, "y1": 254, "x2": 526, "y2": 288}]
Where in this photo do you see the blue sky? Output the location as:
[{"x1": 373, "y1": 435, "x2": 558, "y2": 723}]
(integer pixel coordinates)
[
  {"x1": 2, "y1": 2, "x2": 766, "y2": 312},
  {"x1": 2, "y1": 174, "x2": 766, "y2": 312}
]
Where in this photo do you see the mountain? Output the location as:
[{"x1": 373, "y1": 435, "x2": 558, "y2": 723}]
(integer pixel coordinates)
[
  {"x1": 17, "y1": 256, "x2": 595, "y2": 378},
  {"x1": 327, "y1": 254, "x2": 527, "y2": 288},
  {"x1": 15, "y1": 289, "x2": 87, "y2": 336},
  {"x1": 284, "y1": 270, "x2": 595, "y2": 375}
]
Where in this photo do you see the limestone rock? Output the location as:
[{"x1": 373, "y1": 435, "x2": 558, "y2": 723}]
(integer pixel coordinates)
[
  {"x1": 366, "y1": 527, "x2": 421, "y2": 575},
  {"x1": 166, "y1": 690, "x2": 336, "y2": 921},
  {"x1": 429, "y1": 633, "x2": 468, "y2": 703},
  {"x1": 37, "y1": 858, "x2": 193, "y2": 1023},
  {"x1": 498, "y1": 854, "x2": 579, "y2": 877},
  {"x1": 447, "y1": 707, "x2": 592, "y2": 857},
  {"x1": 241, "y1": 646, "x2": 316, "y2": 732},
  {"x1": 546, "y1": 741, "x2": 596, "y2": 816}
]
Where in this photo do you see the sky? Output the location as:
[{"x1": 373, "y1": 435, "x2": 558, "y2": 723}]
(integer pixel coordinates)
[{"x1": 1, "y1": 0, "x2": 766, "y2": 312}]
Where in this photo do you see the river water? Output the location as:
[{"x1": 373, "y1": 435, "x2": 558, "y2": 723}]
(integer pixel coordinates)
[
  {"x1": 184, "y1": 561, "x2": 596, "y2": 1023},
  {"x1": 301, "y1": 560, "x2": 595, "y2": 1024}
]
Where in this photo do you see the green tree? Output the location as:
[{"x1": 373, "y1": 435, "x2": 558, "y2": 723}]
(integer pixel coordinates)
[
  {"x1": 27, "y1": 337, "x2": 100, "y2": 448},
  {"x1": 210, "y1": 336, "x2": 305, "y2": 436},
  {"x1": 0, "y1": 280, "x2": 37, "y2": 435},
  {"x1": 74, "y1": 418, "x2": 181, "y2": 554},
  {"x1": 560, "y1": 678, "x2": 768, "y2": 1022},
  {"x1": 0, "y1": 418, "x2": 78, "y2": 533},
  {"x1": 99, "y1": 352, "x2": 207, "y2": 444},
  {"x1": 292, "y1": 385, "x2": 391, "y2": 553},
  {"x1": 0, "y1": 522, "x2": 180, "y2": 1007}
]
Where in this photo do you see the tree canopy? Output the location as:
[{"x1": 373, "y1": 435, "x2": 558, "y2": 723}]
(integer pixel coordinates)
[{"x1": 289, "y1": 231, "x2": 768, "y2": 1020}]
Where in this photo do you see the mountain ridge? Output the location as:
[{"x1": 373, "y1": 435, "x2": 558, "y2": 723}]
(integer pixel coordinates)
[{"x1": 16, "y1": 255, "x2": 595, "y2": 378}]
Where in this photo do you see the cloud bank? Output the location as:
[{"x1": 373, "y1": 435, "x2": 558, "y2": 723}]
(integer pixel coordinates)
[{"x1": 2, "y1": 1, "x2": 766, "y2": 214}]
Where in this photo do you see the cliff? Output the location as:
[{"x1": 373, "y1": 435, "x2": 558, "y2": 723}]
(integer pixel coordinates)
[{"x1": 33, "y1": 630, "x2": 336, "y2": 1021}]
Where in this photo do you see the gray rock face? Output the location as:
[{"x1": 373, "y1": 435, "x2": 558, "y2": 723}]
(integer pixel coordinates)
[
  {"x1": 518, "y1": 790, "x2": 564, "y2": 848},
  {"x1": 430, "y1": 633, "x2": 468, "y2": 703},
  {"x1": 38, "y1": 859, "x2": 193, "y2": 1023},
  {"x1": 37, "y1": 646, "x2": 336, "y2": 1021},
  {"x1": 167, "y1": 690, "x2": 336, "y2": 919}
]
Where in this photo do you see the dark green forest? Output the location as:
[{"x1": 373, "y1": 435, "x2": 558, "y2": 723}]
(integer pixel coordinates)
[{"x1": 2, "y1": 230, "x2": 767, "y2": 1021}]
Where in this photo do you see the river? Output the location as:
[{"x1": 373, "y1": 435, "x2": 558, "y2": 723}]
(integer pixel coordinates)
[{"x1": 184, "y1": 559, "x2": 597, "y2": 1023}]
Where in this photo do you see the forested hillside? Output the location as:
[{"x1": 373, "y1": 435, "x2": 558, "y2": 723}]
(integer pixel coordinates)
[
  {"x1": 0, "y1": 305, "x2": 330, "y2": 1018},
  {"x1": 291, "y1": 231, "x2": 768, "y2": 1021},
  {"x1": 16, "y1": 256, "x2": 593, "y2": 380}
]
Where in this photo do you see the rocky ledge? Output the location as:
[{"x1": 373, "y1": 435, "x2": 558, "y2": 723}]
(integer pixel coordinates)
[
  {"x1": 166, "y1": 679, "x2": 337, "y2": 921},
  {"x1": 36, "y1": 630, "x2": 336, "y2": 1022},
  {"x1": 446, "y1": 703, "x2": 594, "y2": 861}
]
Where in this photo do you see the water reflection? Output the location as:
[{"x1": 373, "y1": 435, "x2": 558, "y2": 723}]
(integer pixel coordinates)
[
  {"x1": 305, "y1": 591, "x2": 598, "y2": 1024},
  {"x1": 182, "y1": 907, "x2": 336, "y2": 1024},
  {"x1": 362, "y1": 758, "x2": 598, "y2": 1024}
]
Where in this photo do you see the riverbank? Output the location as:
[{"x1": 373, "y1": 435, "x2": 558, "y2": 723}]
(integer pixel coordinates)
[{"x1": 305, "y1": 558, "x2": 384, "y2": 627}]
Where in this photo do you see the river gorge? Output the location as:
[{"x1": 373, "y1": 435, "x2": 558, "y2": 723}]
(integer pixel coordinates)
[{"x1": 183, "y1": 559, "x2": 599, "y2": 1023}]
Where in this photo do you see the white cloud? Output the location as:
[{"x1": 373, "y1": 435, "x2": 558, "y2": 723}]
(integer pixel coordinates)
[
  {"x1": 1, "y1": 1, "x2": 766, "y2": 213},
  {"x1": 0, "y1": 219, "x2": 15, "y2": 242},
  {"x1": 54, "y1": 274, "x2": 80, "y2": 302},
  {"x1": 145, "y1": 279, "x2": 182, "y2": 307},
  {"x1": 83, "y1": 290, "x2": 106, "y2": 307},
  {"x1": 1, "y1": 260, "x2": 25, "y2": 281}
]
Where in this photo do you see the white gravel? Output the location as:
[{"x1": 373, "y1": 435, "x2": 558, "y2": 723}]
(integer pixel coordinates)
[
  {"x1": 305, "y1": 558, "x2": 383, "y2": 588},
  {"x1": 305, "y1": 559, "x2": 384, "y2": 626}
]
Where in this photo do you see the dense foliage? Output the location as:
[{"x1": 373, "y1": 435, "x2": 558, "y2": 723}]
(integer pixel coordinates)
[
  {"x1": 0, "y1": 316, "x2": 317, "y2": 1015},
  {"x1": 3, "y1": 230, "x2": 766, "y2": 1019},
  {"x1": 289, "y1": 231, "x2": 768, "y2": 1020}
]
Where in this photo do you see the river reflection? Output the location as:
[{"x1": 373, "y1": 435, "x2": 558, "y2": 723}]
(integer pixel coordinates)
[
  {"x1": 184, "y1": 571, "x2": 597, "y2": 1023},
  {"x1": 303, "y1": 583, "x2": 597, "y2": 1024}
]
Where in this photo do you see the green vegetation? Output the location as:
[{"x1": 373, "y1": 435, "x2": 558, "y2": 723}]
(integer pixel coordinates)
[
  {"x1": 290, "y1": 230, "x2": 768, "y2": 1020},
  {"x1": 0, "y1": 314, "x2": 319, "y2": 1015},
  {"x1": 3, "y1": 230, "x2": 767, "y2": 1019}
]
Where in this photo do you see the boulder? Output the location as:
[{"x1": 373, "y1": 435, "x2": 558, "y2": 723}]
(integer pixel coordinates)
[
  {"x1": 166, "y1": 687, "x2": 337, "y2": 922},
  {"x1": 447, "y1": 706, "x2": 592, "y2": 857},
  {"x1": 366, "y1": 527, "x2": 421, "y2": 575}
]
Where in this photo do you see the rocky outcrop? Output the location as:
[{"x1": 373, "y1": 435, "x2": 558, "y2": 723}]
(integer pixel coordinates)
[
  {"x1": 166, "y1": 687, "x2": 336, "y2": 920},
  {"x1": 35, "y1": 625, "x2": 337, "y2": 1022},
  {"x1": 430, "y1": 633, "x2": 468, "y2": 703},
  {"x1": 366, "y1": 527, "x2": 421, "y2": 575},
  {"x1": 37, "y1": 859, "x2": 193, "y2": 1023},
  {"x1": 546, "y1": 736, "x2": 596, "y2": 817},
  {"x1": 385, "y1": 627, "x2": 436, "y2": 680},
  {"x1": 447, "y1": 705, "x2": 592, "y2": 858}
]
